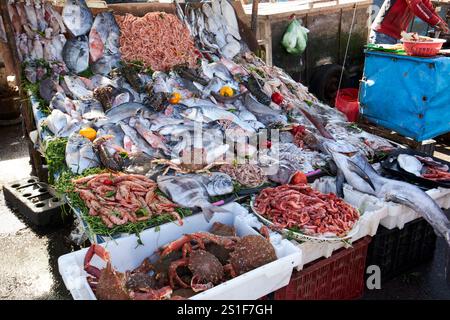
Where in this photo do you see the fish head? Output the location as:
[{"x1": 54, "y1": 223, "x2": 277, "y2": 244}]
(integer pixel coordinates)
[
  {"x1": 181, "y1": 107, "x2": 202, "y2": 121},
  {"x1": 205, "y1": 173, "x2": 234, "y2": 196}
]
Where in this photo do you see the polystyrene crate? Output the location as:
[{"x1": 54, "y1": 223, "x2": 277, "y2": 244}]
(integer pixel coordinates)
[
  {"x1": 58, "y1": 203, "x2": 302, "y2": 300},
  {"x1": 274, "y1": 236, "x2": 371, "y2": 300},
  {"x1": 311, "y1": 176, "x2": 450, "y2": 230},
  {"x1": 365, "y1": 218, "x2": 436, "y2": 282}
]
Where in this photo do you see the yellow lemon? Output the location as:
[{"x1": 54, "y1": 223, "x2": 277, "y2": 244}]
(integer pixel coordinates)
[{"x1": 79, "y1": 127, "x2": 97, "y2": 141}]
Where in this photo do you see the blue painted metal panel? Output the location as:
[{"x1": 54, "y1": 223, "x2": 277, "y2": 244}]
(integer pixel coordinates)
[{"x1": 359, "y1": 51, "x2": 450, "y2": 141}]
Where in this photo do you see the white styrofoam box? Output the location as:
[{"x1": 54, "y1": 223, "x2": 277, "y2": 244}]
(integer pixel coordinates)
[
  {"x1": 311, "y1": 176, "x2": 450, "y2": 230},
  {"x1": 58, "y1": 202, "x2": 301, "y2": 300},
  {"x1": 381, "y1": 187, "x2": 450, "y2": 229}
]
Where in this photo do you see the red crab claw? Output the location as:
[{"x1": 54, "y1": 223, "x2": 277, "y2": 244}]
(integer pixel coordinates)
[
  {"x1": 84, "y1": 244, "x2": 110, "y2": 279},
  {"x1": 190, "y1": 275, "x2": 214, "y2": 293},
  {"x1": 130, "y1": 286, "x2": 173, "y2": 300},
  {"x1": 189, "y1": 232, "x2": 240, "y2": 249},
  {"x1": 223, "y1": 264, "x2": 237, "y2": 278},
  {"x1": 159, "y1": 235, "x2": 192, "y2": 258},
  {"x1": 168, "y1": 259, "x2": 190, "y2": 289},
  {"x1": 260, "y1": 226, "x2": 271, "y2": 240}
]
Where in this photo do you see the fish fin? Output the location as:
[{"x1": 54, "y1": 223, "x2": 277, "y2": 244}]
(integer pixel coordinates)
[
  {"x1": 336, "y1": 168, "x2": 345, "y2": 198},
  {"x1": 346, "y1": 158, "x2": 376, "y2": 191}
]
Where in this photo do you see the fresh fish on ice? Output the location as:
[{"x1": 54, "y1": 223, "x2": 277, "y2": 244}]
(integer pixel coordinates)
[
  {"x1": 74, "y1": 100, "x2": 105, "y2": 120},
  {"x1": 49, "y1": 92, "x2": 76, "y2": 114},
  {"x1": 89, "y1": 11, "x2": 120, "y2": 62},
  {"x1": 62, "y1": 0, "x2": 93, "y2": 36},
  {"x1": 66, "y1": 132, "x2": 99, "y2": 174},
  {"x1": 62, "y1": 36, "x2": 89, "y2": 73}
]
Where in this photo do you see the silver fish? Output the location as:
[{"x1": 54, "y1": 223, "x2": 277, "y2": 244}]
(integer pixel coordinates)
[
  {"x1": 119, "y1": 122, "x2": 163, "y2": 158},
  {"x1": 244, "y1": 94, "x2": 287, "y2": 127},
  {"x1": 66, "y1": 132, "x2": 100, "y2": 174},
  {"x1": 63, "y1": 76, "x2": 93, "y2": 100},
  {"x1": 91, "y1": 53, "x2": 120, "y2": 75},
  {"x1": 398, "y1": 154, "x2": 423, "y2": 176},
  {"x1": 46, "y1": 109, "x2": 81, "y2": 137},
  {"x1": 24, "y1": 0, "x2": 38, "y2": 31},
  {"x1": 157, "y1": 173, "x2": 233, "y2": 222},
  {"x1": 49, "y1": 92, "x2": 77, "y2": 114},
  {"x1": 63, "y1": 36, "x2": 89, "y2": 74},
  {"x1": 62, "y1": 0, "x2": 93, "y2": 36},
  {"x1": 182, "y1": 106, "x2": 255, "y2": 133},
  {"x1": 96, "y1": 124, "x2": 125, "y2": 148},
  {"x1": 328, "y1": 146, "x2": 450, "y2": 247},
  {"x1": 39, "y1": 77, "x2": 60, "y2": 103},
  {"x1": 89, "y1": 12, "x2": 120, "y2": 62},
  {"x1": 74, "y1": 100, "x2": 105, "y2": 120},
  {"x1": 97, "y1": 102, "x2": 151, "y2": 125},
  {"x1": 201, "y1": 60, "x2": 232, "y2": 81},
  {"x1": 34, "y1": 0, "x2": 47, "y2": 32},
  {"x1": 133, "y1": 114, "x2": 170, "y2": 154},
  {"x1": 44, "y1": 2, "x2": 66, "y2": 34}
]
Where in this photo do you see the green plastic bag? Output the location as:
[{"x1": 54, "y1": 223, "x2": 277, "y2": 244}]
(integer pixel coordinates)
[{"x1": 281, "y1": 19, "x2": 309, "y2": 55}]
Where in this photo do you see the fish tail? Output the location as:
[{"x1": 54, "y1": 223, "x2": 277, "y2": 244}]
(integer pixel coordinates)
[{"x1": 201, "y1": 205, "x2": 224, "y2": 223}]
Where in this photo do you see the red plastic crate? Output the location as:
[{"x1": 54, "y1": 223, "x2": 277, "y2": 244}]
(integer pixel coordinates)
[{"x1": 274, "y1": 236, "x2": 372, "y2": 300}]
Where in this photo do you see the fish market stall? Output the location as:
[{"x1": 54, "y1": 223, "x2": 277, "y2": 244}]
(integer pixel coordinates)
[{"x1": 2, "y1": 0, "x2": 450, "y2": 301}]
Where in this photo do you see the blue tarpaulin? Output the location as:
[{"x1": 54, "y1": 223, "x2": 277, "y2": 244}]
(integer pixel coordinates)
[{"x1": 359, "y1": 51, "x2": 450, "y2": 141}]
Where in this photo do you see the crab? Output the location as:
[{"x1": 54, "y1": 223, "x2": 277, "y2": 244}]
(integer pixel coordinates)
[
  {"x1": 151, "y1": 147, "x2": 227, "y2": 175},
  {"x1": 93, "y1": 135, "x2": 128, "y2": 171},
  {"x1": 224, "y1": 235, "x2": 277, "y2": 277},
  {"x1": 169, "y1": 249, "x2": 224, "y2": 292},
  {"x1": 84, "y1": 244, "x2": 172, "y2": 300}
]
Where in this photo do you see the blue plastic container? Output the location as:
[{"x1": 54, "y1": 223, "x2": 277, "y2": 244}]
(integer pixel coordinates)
[{"x1": 359, "y1": 51, "x2": 450, "y2": 141}]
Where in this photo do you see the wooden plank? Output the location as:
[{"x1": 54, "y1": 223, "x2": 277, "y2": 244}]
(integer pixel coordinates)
[{"x1": 242, "y1": 0, "x2": 372, "y2": 17}]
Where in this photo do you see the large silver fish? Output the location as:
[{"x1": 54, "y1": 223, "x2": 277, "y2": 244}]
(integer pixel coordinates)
[
  {"x1": 182, "y1": 105, "x2": 255, "y2": 133},
  {"x1": 119, "y1": 122, "x2": 163, "y2": 158},
  {"x1": 46, "y1": 109, "x2": 81, "y2": 137},
  {"x1": 62, "y1": 0, "x2": 93, "y2": 36},
  {"x1": 91, "y1": 53, "x2": 120, "y2": 75},
  {"x1": 89, "y1": 11, "x2": 120, "y2": 62},
  {"x1": 97, "y1": 102, "x2": 152, "y2": 125},
  {"x1": 157, "y1": 173, "x2": 233, "y2": 222},
  {"x1": 244, "y1": 93, "x2": 287, "y2": 127},
  {"x1": 63, "y1": 75, "x2": 92, "y2": 100},
  {"x1": 327, "y1": 144, "x2": 450, "y2": 247},
  {"x1": 62, "y1": 36, "x2": 89, "y2": 74},
  {"x1": 66, "y1": 132, "x2": 100, "y2": 174}
]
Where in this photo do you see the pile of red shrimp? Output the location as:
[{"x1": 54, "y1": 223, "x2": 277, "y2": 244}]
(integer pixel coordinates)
[
  {"x1": 73, "y1": 173, "x2": 182, "y2": 228},
  {"x1": 254, "y1": 184, "x2": 359, "y2": 236},
  {"x1": 115, "y1": 12, "x2": 198, "y2": 71}
]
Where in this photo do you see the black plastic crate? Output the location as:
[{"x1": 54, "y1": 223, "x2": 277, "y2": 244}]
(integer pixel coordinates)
[
  {"x1": 365, "y1": 218, "x2": 436, "y2": 282},
  {"x1": 3, "y1": 176, "x2": 69, "y2": 226}
]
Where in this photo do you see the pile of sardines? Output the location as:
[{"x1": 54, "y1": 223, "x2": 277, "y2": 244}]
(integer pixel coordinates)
[{"x1": 11, "y1": 0, "x2": 450, "y2": 297}]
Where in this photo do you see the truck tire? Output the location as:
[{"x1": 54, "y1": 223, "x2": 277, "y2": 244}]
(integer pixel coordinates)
[{"x1": 309, "y1": 64, "x2": 347, "y2": 107}]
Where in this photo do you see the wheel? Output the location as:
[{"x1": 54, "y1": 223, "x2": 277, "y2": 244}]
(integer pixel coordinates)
[{"x1": 308, "y1": 64, "x2": 348, "y2": 107}]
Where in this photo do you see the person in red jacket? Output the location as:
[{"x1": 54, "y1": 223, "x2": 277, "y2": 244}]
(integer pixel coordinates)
[{"x1": 370, "y1": 0, "x2": 450, "y2": 44}]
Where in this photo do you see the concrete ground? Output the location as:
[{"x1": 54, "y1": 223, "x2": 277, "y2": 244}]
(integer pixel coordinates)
[{"x1": 0, "y1": 123, "x2": 449, "y2": 300}]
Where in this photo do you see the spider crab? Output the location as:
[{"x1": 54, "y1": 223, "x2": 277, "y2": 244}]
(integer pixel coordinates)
[
  {"x1": 84, "y1": 244, "x2": 172, "y2": 300},
  {"x1": 160, "y1": 228, "x2": 277, "y2": 291},
  {"x1": 152, "y1": 147, "x2": 227, "y2": 175}
]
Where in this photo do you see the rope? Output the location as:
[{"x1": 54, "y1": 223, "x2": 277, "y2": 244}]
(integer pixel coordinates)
[{"x1": 337, "y1": 3, "x2": 358, "y2": 95}]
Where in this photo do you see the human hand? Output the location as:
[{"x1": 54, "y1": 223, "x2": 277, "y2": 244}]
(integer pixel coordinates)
[{"x1": 436, "y1": 21, "x2": 450, "y2": 34}]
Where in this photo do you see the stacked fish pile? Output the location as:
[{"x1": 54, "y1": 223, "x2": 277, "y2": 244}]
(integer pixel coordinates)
[{"x1": 14, "y1": 0, "x2": 450, "y2": 245}]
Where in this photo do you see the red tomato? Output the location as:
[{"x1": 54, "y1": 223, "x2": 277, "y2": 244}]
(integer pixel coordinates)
[
  {"x1": 271, "y1": 92, "x2": 284, "y2": 105},
  {"x1": 103, "y1": 179, "x2": 114, "y2": 186},
  {"x1": 290, "y1": 171, "x2": 307, "y2": 185}
]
